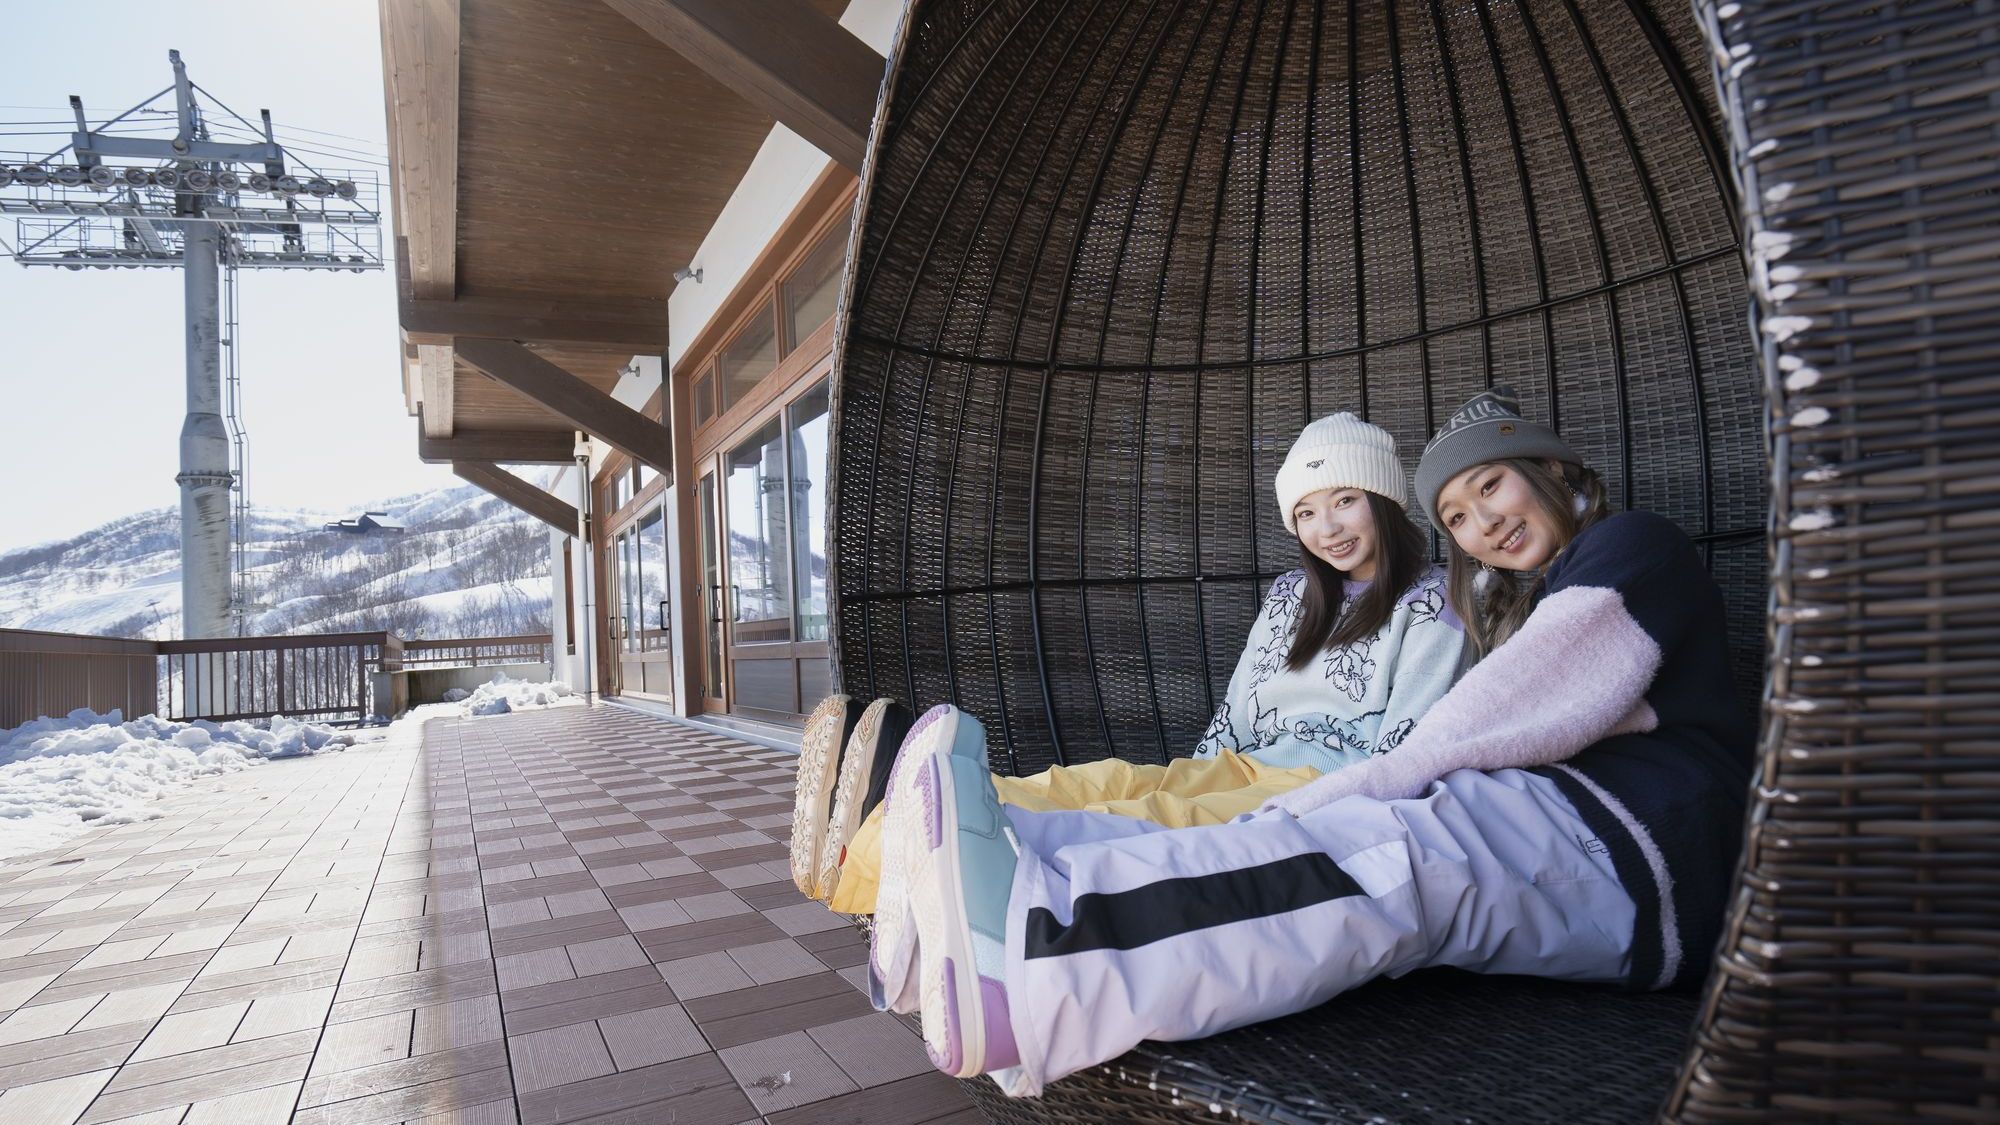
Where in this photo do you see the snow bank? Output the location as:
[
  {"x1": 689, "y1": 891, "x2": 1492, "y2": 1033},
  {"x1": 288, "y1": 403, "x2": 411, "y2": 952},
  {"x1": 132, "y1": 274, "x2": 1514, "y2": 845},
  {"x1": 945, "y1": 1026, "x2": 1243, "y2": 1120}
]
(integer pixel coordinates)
[
  {"x1": 462, "y1": 674, "x2": 577, "y2": 716},
  {"x1": 0, "y1": 708, "x2": 352, "y2": 859}
]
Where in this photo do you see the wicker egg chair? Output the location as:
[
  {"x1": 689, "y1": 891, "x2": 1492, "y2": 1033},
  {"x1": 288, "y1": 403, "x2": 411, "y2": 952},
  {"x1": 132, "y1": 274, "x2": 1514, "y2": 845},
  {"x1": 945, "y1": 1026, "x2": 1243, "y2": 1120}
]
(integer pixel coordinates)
[{"x1": 825, "y1": 0, "x2": 2000, "y2": 1119}]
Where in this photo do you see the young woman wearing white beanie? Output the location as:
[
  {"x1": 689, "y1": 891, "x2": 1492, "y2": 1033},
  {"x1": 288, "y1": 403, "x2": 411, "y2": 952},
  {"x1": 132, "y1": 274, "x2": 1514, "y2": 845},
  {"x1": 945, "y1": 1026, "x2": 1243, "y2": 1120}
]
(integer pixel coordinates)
[{"x1": 822, "y1": 414, "x2": 1466, "y2": 920}]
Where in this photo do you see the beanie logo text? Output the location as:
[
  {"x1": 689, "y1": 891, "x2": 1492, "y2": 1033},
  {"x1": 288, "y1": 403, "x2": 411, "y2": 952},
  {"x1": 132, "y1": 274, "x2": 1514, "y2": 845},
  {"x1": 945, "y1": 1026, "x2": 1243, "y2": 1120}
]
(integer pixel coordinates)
[{"x1": 1453, "y1": 398, "x2": 1515, "y2": 426}]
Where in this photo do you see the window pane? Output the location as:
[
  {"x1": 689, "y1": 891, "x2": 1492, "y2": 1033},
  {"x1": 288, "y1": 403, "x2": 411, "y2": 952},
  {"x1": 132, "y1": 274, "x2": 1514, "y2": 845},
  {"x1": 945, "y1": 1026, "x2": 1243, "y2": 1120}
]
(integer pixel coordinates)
[
  {"x1": 784, "y1": 227, "x2": 846, "y2": 349},
  {"x1": 562, "y1": 543, "x2": 576, "y2": 655},
  {"x1": 698, "y1": 473, "x2": 723, "y2": 698},
  {"x1": 618, "y1": 528, "x2": 640, "y2": 653},
  {"x1": 726, "y1": 417, "x2": 791, "y2": 645},
  {"x1": 694, "y1": 370, "x2": 716, "y2": 427},
  {"x1": 636, "y1": 503, "x2": 668, "y2": 652},
  {"x1": 718, "y1": 299, "x2": 777, "y2": 411},
  {"x1": 788, "y1": 381, "x2": 830, "y2": 642}
]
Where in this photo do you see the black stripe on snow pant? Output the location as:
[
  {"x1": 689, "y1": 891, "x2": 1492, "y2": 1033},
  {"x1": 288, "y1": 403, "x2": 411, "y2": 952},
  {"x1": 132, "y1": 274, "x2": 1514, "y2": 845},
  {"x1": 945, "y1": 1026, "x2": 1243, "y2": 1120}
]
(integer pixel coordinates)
[{"x1": 1025, "y1": 851, "x2": 1367, "y2": 960}]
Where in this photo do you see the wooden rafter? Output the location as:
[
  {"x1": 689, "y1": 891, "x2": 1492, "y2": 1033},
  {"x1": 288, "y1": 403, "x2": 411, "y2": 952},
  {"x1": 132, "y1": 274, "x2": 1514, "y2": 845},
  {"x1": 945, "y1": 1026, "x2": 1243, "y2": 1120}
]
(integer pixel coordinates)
[
  {"x1": 379, "y1": 0, "x2": 459, "y2": 302},
  {"x1": 417, "y1": 413, "x2": 576, "y2": 464},
  {"x1": 401, "y1": 293, "x2": 670, "y2": 351},
  {"x1": 454, "y1": 337, "x2": 672, "y2": 478},
  {"x1": 600, "y1": 0, "x2": 883, "y2": 172},
  {"x1": 452, "y1": 461, "x2": 579, "y2": 535}
]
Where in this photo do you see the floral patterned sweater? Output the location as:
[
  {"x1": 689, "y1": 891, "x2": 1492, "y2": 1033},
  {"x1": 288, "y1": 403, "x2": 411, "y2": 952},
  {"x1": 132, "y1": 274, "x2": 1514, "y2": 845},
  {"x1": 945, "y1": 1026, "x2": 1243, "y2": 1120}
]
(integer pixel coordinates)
[{"x1": 1192, "y1": 564, "x2": 1466, "y2": 773}]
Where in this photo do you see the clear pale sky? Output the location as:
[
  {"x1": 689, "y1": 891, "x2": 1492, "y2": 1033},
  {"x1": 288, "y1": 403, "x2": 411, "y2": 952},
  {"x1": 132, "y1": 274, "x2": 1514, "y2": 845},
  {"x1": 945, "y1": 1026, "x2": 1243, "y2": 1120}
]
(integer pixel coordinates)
[{"x1": 0, "y1": 2, "x2": 455, "y2": 552}]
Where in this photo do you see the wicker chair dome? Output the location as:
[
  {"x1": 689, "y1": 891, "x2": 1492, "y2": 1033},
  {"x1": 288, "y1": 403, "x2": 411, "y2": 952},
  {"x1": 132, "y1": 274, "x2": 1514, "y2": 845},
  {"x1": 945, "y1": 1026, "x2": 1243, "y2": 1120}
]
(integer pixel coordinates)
[
  {"x1": 830, "y1": 0, "x2": 1761, "y2": 777},
  {"x1": 829, "y1": 0, "x2": 2000, "y2": 1118}
]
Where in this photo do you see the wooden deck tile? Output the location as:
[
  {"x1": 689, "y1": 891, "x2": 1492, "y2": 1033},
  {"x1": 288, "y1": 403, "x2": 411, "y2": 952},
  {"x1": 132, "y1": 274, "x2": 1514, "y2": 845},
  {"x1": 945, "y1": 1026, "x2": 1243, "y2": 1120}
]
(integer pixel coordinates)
[{"x1": 0, "y1": 705, "x2": 975, "y2": 1125}]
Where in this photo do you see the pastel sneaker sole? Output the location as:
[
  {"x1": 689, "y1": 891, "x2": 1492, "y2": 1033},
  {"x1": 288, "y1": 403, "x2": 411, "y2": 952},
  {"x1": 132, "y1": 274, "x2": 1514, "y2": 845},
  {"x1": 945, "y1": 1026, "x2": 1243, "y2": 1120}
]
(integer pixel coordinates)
[
  {"x1": 868, "y1": 703, "x2": 953, "y2": 1011},
  {"x1": 906, "y1": 719, "x2": 1018, "y2": 1076}
]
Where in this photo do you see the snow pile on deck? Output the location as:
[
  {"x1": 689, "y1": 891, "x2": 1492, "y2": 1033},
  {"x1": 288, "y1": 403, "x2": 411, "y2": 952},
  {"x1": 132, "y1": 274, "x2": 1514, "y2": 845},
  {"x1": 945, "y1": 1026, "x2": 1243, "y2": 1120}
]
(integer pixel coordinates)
[
  {"x1": 0, "y1": 709, "x2": 352, "y2": 859},
  {"x1": 461, "y1": 675, "x2": 577, "y2": 716}
]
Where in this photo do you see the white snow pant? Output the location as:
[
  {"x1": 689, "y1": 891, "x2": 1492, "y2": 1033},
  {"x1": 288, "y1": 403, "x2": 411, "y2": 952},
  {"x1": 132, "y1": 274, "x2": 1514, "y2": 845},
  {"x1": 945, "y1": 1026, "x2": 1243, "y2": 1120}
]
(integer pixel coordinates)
[{"x1": 996, "y1": 767, "x2": 1636, "y2": 1096}]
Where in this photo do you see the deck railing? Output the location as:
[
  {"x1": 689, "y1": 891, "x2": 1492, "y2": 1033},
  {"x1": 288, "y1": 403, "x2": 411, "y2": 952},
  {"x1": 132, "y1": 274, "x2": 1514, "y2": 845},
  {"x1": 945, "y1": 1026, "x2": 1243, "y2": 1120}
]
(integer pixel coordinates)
[
  {"x1": 400, "y1": 634, "x2": 553, "y2": 670},
  {"x1": 0, "y1": 628, "x2": 554, "y2": 729},
  {"x1": 157, "y1": 631, "x2": 402, "y2": 725}
]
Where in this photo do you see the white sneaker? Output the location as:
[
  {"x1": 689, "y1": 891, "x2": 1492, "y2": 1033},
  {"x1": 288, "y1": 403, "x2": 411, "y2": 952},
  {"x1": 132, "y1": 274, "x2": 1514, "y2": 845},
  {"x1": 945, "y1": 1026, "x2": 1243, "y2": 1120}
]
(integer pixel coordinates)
[
  {"x1": 788, "y1": 694, "x2": 857, "y2": 899},
  {"x1": 817, "y1": 699, "x2": 914, "y2": 903}
]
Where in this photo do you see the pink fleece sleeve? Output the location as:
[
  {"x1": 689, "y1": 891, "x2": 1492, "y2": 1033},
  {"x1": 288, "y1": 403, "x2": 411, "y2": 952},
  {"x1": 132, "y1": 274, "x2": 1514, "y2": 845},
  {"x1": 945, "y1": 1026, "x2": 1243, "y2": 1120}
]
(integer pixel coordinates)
[{"x1": 1262, "y1": 585, "x2": 1662, "y2": 816}]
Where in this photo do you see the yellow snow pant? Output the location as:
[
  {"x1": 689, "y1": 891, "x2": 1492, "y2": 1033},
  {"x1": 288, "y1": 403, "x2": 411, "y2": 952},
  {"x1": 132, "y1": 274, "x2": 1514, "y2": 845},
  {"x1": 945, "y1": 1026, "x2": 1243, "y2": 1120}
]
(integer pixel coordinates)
[{"x1": 825, "y1": 751, "x2": 1320, "y2": 915}]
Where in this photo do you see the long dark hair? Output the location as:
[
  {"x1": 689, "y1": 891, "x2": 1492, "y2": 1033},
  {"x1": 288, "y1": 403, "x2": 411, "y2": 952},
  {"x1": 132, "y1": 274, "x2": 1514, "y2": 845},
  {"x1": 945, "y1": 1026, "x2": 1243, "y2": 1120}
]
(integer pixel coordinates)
[
  {"x1": 1285, "y1": 492, "x2": 1429, "y2": 672},
  {"x1": 1443, "y1": 458, "x2": 1610, "y2": 661}
]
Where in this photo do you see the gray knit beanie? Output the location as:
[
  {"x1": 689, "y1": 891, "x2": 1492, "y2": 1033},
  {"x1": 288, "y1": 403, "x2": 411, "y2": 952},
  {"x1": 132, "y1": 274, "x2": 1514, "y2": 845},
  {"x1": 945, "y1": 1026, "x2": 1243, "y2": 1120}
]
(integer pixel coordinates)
[
  {"x1": 1413, "y1": 385, "x2": 1581, "y2": 530},
  {"x1": 1275, "y1": 413, "x2": 1409, "y2": 535}
]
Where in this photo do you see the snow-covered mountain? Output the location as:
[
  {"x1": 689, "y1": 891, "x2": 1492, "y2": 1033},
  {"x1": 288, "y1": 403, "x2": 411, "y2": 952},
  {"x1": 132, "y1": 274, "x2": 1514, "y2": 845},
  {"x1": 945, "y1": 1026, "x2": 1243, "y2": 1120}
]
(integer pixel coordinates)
[{"x1": 0, "y1": 482, "x2": 553, "y2": 641}]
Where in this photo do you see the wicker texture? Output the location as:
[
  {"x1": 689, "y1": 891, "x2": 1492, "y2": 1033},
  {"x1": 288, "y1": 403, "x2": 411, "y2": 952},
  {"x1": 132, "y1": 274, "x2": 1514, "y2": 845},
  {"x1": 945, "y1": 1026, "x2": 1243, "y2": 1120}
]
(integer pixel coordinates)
[
  {"x1": 829, "y1": 0, "x2": 1764, "y2": 780},
  {"x1": 826, "y1": 0, "x2": 1997, "y2": 1119},
  {"x1": 964, "y1": 972, "x2": 1696, "y2": 1124},
  {"x1": 1665, "y1": 0, "x2": 2000, "y2": 1119},
  {"x1": 827, "y1": 0, "x2": 1756, "y2": 1119}
]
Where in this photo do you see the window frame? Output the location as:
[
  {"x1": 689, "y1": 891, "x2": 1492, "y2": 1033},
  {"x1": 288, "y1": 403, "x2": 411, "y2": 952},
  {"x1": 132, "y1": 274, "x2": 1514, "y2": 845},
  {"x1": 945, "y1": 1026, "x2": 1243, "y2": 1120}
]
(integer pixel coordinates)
[{"x1": 682, "y1": 178, "x2": 859, "y2": 447}]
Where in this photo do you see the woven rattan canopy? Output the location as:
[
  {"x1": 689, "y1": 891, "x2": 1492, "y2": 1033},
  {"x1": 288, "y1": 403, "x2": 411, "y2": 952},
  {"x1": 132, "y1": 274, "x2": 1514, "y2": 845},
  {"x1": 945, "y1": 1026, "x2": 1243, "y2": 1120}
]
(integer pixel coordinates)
[
  {"x1": 828, "y1": 0, "x2": 2000, "y2": 1118},
  {"x1": 831, "y1": 0, "x2": 1761, "y2": 769}
]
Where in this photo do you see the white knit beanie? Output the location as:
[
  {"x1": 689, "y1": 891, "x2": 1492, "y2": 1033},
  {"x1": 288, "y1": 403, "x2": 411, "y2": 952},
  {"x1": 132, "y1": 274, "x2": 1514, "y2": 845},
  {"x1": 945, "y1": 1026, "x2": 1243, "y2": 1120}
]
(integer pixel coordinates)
[{"x1": 1275, "y1": 413, "x2": 1410, "y2": 535}]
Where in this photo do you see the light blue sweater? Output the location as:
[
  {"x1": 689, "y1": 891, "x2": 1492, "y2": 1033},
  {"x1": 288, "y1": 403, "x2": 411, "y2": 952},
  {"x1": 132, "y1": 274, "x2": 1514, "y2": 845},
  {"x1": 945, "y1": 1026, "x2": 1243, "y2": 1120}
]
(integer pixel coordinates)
[{"x1": 1193, "y1": 564, "x2": 1465, "y2": 773}]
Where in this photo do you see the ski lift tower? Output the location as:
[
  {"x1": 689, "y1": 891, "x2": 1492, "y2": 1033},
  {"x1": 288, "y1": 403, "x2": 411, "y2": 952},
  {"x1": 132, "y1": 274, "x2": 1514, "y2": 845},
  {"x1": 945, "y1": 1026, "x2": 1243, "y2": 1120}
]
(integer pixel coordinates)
[{"x1": 0, "y1": 50, "x2": 383, "y2": 648}]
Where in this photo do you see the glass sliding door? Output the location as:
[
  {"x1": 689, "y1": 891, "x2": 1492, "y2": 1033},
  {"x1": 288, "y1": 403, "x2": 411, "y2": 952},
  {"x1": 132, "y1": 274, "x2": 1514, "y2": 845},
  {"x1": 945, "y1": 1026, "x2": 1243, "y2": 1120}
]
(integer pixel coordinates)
[
  {"x1": 725, "y1": 418, "x2": 795, "y2": 714},
  {"x1": 692, "y1": 356, "x2": 835, "y2": 724},
  {"x1": 611, "y1": 501, "x2": 673, "y2": 702},
  {"x1": 633, "y1": 504, "x2": 671, "y2": 698}
]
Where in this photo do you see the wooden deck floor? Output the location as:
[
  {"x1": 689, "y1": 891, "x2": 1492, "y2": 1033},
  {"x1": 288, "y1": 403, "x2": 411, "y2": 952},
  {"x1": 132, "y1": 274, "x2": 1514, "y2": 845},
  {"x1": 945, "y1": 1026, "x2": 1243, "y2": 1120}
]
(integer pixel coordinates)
[{"x1": 0, "y1": 704, "x2": 979, "y2": 1125}]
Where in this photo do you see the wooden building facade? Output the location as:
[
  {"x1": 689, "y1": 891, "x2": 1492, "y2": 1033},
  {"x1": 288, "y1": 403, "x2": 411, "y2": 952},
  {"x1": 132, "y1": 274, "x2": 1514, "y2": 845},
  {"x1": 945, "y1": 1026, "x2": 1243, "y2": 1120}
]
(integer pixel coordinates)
[{"x1": 380, "y1": 0, "x2": 895, "y2": 728}]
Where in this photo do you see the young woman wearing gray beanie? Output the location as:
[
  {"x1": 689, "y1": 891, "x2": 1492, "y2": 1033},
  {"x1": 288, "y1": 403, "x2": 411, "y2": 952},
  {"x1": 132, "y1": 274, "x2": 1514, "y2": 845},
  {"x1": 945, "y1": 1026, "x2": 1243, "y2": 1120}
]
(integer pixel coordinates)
[{"x1": 869, "y1": 386, "x2": 1752, "y2": 1096}]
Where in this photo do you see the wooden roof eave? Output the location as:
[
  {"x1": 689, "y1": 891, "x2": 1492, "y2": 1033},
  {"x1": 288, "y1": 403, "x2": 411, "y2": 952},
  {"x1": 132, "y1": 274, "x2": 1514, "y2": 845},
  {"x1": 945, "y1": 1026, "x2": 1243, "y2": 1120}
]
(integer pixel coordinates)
[{"x1": 381, "y1": 0, "x2": 880, "y2": 462}]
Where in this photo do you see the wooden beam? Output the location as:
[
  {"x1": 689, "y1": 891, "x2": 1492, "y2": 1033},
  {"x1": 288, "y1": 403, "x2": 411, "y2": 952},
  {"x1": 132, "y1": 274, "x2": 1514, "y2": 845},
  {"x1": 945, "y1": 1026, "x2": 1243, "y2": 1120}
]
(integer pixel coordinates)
[
  {"x1": 379, "y1": 0, "x2": 459, "y2": 301},
  {"x1": 417, "y1": 344, "x2": 454, "y2": 436},
  {"x1": 601, "y1": 0, "x2": 882, "y2": 172},
  {"x1": 401, "y1": 293, "x2": 670, "y2": 350},
  {"x1": 418, "y1": 415, "x2": 576, "y2": 464},
  {"x1": 452, "y1": 462, "x2": 579, "y2": 536},
  {"x1": 454, "y1": 337, "x2": 672, "y2": 478}
]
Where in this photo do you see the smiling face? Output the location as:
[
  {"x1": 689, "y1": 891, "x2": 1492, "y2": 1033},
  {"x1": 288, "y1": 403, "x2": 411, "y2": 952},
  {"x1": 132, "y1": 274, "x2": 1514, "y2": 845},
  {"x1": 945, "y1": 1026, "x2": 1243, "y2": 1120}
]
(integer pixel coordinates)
[
  {"x1": 1291, "y1": 487, "x2": 1380, "y2": 581},
  {"x1": 1435, "y1": 462, "x2": 1563, "y2": 571}
]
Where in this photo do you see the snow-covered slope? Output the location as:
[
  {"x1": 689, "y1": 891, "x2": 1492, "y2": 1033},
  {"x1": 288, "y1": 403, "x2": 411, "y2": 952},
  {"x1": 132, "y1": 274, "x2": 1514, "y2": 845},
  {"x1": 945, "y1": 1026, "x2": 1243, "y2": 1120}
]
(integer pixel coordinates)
[{"x1": 0, "y1": 482, "x2": 554, "y2": 641}]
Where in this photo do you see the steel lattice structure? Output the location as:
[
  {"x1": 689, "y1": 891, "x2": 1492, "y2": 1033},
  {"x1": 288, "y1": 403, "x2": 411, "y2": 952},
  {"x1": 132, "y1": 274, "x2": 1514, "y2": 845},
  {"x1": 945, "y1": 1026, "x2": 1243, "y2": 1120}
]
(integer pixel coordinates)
[{"x1": 1, "y1": 50, "x2": 383, "y2": 649}]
